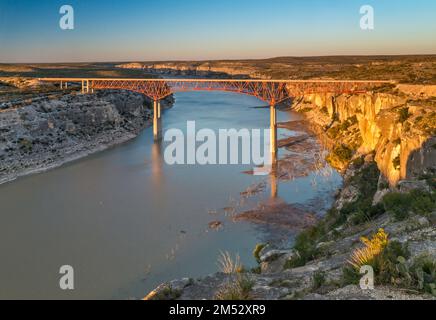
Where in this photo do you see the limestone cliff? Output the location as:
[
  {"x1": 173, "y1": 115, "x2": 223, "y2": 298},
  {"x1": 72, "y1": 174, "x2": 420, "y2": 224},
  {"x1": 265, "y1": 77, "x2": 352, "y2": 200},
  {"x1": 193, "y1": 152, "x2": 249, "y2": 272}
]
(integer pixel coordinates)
[
  {"x1": 0, "y1": 90, "x2": 173, "y2": 185},
  {"x1": 117, "y1": 62, "x2": 265, "y2": 79},
  {"x1": 293, "y1": 88, "x2": 436, "y2": 186}
]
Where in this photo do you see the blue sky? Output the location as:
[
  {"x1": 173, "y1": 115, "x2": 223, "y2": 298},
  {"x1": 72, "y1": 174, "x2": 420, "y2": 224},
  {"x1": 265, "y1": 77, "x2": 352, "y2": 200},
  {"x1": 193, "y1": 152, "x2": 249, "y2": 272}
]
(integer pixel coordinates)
[{"x1": 0, "y1": 0, "x2": 435, "y2": 62}]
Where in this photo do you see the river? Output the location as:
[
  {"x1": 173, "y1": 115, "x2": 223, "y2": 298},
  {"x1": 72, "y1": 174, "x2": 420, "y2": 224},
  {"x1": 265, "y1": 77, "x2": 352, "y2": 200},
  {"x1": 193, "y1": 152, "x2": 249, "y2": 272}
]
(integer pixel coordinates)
[{"x1": 0, "y1": 91, "x2": 342, "y2": 299}]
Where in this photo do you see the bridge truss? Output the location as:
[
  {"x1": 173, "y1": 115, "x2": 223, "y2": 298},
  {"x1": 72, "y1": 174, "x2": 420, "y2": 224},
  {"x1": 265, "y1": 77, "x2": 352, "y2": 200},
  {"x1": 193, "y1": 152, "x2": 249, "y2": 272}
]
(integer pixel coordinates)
[
  {"x1": 37, "y1": 77, "x2": 393, "y2": 169},
  {"x1": 39, "y1": 78, "x2": 393, "y2": 105}
]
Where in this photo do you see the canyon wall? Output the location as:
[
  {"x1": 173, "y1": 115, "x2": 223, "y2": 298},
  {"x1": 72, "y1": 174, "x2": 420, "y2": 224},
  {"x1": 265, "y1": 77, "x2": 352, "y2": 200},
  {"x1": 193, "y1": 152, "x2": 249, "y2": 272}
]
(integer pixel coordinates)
[
  {"x1": 294, "y1": 90, "x2": 436, "y2": 186},
  {"x1": 117, "y1": 62, "x2": 264, "y2": 79},
  {"x1": 0, "y1": 90, "x2": 172, "y2": 184},
  {"x1": 117, "y1": 62, "x2": 436, "y2": 186}
]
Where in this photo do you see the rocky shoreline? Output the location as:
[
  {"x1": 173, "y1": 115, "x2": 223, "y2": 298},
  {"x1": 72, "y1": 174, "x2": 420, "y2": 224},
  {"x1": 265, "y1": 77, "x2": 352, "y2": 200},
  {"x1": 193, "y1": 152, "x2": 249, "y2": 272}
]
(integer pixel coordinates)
[{"x1": 0, "y1": 88, "x2": 174, "y2": 185}]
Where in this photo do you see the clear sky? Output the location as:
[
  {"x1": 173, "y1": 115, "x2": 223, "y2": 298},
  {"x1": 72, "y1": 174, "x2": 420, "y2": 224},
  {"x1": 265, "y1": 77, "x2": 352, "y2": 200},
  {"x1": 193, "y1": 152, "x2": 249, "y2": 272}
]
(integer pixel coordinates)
[{"x1": 0, "y1": 0, "x2": 435, "y2": 63}]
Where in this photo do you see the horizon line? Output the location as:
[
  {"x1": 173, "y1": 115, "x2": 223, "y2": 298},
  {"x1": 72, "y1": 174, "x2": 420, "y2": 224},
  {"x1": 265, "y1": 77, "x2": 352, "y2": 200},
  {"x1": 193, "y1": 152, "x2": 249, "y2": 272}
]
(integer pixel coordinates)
[{"x1": 2, "y1": 53, "x2": 436, "y2": 65}]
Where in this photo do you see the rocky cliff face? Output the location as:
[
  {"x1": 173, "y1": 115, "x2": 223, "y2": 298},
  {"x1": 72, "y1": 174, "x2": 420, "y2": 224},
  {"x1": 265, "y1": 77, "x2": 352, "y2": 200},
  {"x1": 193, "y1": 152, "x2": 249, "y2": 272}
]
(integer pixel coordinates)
[
  {"x1": 117, "y1": 62, "x2": 262, "y2": 79},
  {"x1": 293, "y1": 89, "x2": 436, "y2": 186},
  {"x1": 0, "y1": 90, "x2": 172, "y2": 184}
]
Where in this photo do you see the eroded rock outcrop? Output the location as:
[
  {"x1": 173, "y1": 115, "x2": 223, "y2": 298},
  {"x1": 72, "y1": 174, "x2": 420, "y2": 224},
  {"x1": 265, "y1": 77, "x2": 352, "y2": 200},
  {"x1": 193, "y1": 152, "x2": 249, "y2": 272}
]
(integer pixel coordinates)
[
  {"x1": 0, "y1": 90, "x2": 173, "y2": 184},
  {"x1": 293, "y1": 90, "x2": 436, "y2": 186}
]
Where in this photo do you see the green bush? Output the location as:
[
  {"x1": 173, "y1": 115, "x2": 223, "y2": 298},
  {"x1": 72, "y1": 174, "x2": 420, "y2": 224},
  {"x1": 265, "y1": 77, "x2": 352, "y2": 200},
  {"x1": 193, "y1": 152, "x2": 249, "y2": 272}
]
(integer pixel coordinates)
[
  {"x1": 351, "y1": 157, "x2": 365, "y2": 168},
  {"x1": 349, "y1": 202, "x2": 385, "y2": 225},
  {"x1": 334, "y1": 163, "x2": 384, "y2": 226},
  {"x1": 312, "y1": 271, "x2": 326, "y2": 290},
  {"x1": 398, "y1": 107, "x2": 410, "y2": 123},
  {"x1": 341, "y1": 265, "x2": 360, "y2": 286},
  {"x1": 410, "y1": 255, "x2": 436, "y2": 296},
  {"x1": 253, "y1": 244, "x2": 267, "y2": 264},
  {"x1": 409, "y1": 189, "x2": 436, "y2": 215},
  {"x1": 332, "y1": 145, "x2": 353, "y2": 162},
  {"x1": 373, "y1": 241, "x2": 410, "y2": 284},
  {"x1": 383, "y1": 190, "x2": 436, "y2": 221},
  {"x1": 284, "y1": 223, "x2": 326, "y2": 268},
  {"x1": 383, "y1": 192, "x2": 411, "y2": 221},
  {"x1": 375, "y1": 245, "x2": 435, "y2": 296}
]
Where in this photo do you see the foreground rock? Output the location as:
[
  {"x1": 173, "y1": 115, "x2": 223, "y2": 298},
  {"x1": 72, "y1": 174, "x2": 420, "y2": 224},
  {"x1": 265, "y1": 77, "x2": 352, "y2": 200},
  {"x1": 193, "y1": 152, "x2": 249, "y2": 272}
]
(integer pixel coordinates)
[
  {"x1": 0, "y1": 89, "x2": 173, "y2": 185},
  {"x1": 146, "y1": 180, "x2": 435, "y2": 300}
]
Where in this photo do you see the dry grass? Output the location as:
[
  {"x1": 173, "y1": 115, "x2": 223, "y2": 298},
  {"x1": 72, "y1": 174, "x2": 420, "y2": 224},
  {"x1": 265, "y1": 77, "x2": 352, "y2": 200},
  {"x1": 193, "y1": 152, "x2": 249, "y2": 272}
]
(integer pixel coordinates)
[{"x1": 218, "y1": 251, "x2": 243, "y2": 274}]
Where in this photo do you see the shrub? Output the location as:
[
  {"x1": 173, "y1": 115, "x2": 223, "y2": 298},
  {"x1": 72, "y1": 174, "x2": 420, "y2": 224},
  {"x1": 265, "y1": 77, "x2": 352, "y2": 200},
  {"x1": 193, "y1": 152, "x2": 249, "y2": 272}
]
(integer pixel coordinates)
[
  {"x1": 349, "y1": 202, "x2": 385, "y2": 225},
  {"x1": 214, "y1": 275, "x2": 254, "y2": 300},
  {"x1": 253, "y1": 244, "x2": 267, "y2": 264},
  {"x1": 332, "y1": 145, "x2": 353, "y2": 162},
  {"x1": 351, "y1": 156, "x2": 365, "y2": 168},
  {"x1": 383, "y1": 192, "x2": 411, "y2": 221},
  {"x1": 341, "y1": 265, "x2": 361, "y2": 286},
  {"x1": 349, "y1": 162, "x2": 380, "y2": 199},
  {"x1": 147, "y1": 285, "x2": 182, "y2": 300},
  {"x1": 284, "y1": 223, "x2": 326, "y2": 268},
  {"x1": 334, "y1": 163, "x2": 384, "y2": 226},
  {"x1": 409, "y1": 255, "x2": 436, "y2": 296},
  {"x1": 383, "y1": 190, "x2": 436, "y2": 221},
  {"x1": 312, "y1": 271, "x2": 326, "y2": 290},
  {"x1": 398, "y1": 107, "x2": 410, "y2": 123},
  {"x1": 373, "y1": 241, "x2": 410, "y2": 285},
  {"x1": 409, "y1": 189, "x2": 436, "y2": 215}
]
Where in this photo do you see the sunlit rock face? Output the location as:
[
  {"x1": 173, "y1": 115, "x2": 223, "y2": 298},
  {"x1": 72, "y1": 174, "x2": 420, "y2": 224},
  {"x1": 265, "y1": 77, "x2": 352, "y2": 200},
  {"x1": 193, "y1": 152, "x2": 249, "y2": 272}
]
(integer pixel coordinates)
[{"x1": 293, "y1": 89, "x2": 435, "y2": 186}]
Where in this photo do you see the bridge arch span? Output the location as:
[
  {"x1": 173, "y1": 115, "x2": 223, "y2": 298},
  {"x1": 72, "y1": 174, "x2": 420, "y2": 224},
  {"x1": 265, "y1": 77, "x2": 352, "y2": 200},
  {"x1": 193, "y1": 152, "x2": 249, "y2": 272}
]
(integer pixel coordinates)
[{"x1": 38, "y1": 77, "x2": 393, "y2": 163}]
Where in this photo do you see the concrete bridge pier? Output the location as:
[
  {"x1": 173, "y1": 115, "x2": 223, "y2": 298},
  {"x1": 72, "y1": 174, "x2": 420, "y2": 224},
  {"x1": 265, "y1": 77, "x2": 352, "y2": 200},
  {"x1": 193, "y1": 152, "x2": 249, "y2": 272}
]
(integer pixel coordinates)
[
  {"x1": 81, "y1": 80, "x2": 90, "y2": 93},
  {"x1": 60, "y1": 81, "x2": 68, "y2": 89},
  {"x1": 270, "y1": 103, "x2": 277, "y2": 165},
  {"x1": 153, "y1": 100, "x2": 162, "y2": 141},
  {"x1": 270, "y1": 170, "x2": 278, "y2": 199}
]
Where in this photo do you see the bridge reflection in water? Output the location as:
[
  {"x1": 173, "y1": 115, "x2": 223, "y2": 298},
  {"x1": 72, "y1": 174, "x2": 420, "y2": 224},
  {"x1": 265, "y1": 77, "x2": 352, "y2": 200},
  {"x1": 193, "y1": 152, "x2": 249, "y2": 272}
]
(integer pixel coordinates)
[{"x1": 39, "y1": 77, "x2": 392, "y2": 199}]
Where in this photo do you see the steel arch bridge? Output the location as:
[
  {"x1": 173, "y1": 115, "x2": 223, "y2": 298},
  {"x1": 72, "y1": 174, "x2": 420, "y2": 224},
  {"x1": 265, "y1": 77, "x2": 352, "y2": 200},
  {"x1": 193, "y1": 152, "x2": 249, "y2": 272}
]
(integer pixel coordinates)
[
  {"x1": 39, "y1": 77, "x2": 392, "y2": 105},
  {"x1": 38, "y1": 77, "x2": 393, "y2": 166}
]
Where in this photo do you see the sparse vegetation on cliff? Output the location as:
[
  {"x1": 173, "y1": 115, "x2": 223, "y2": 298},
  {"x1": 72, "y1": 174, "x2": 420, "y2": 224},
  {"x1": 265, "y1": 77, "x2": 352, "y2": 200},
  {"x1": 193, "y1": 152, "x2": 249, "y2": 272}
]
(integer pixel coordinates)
[
  {"x1": 383, "y1": 189, "x2": 436, "y2": 221},
  {"x1": 214, "y1": 275, "x2": 254, "y2": 300},
  {"x1": 342, "y1": 230, "x2": 436, "y2": 297}
]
